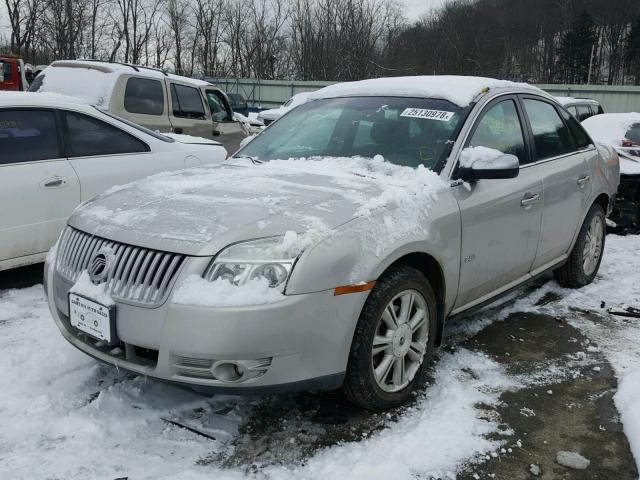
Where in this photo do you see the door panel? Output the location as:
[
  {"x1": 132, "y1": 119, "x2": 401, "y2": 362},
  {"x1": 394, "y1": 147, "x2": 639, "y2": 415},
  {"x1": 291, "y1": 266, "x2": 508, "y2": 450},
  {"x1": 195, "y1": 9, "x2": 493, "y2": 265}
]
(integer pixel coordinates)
[
  {"x1": 520, "y1": 98, "x2": 591, "y2": 270},
  {"x1": 529, "y1": 154, "x2": 590, "y2": 269},
  {"x1": 0, "y1": 108, "x2": 80, "y2": 262},
  {"x1": 168, "y1": 82, "x2": 214, "y2": 140},
  {"x1": 0, "y1": 160, "x2": 80, "y2": 261},
  {"x1": 452, "y1": 96, "x2": 542, "y2": 309},
  {"x1": 454, "y1": 170, "x2": 543, "y2": 308}
]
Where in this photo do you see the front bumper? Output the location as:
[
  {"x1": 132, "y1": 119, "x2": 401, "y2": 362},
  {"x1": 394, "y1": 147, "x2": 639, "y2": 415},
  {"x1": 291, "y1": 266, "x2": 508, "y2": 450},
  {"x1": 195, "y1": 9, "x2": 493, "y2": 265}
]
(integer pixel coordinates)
[{"x1": 46, "y1": 258, "x2": 368, "y2": 393}]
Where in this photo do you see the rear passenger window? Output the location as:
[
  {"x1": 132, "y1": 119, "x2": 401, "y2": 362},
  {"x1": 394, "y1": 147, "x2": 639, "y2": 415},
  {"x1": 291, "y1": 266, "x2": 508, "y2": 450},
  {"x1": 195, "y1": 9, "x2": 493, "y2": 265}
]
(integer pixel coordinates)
[
  {"x1": 576, "y1": 105, "x2": 591, "y2": 122},
  {"x1": 171, "y1": 84, "x2": 205, "y2": 119},
  {"x1": 468, "y1": 99, "x2": 526, "y2": 163},
  {"x1": 523, "y1": 99, "x2": 574, "y2": 160},
  {"x1": 124, "y1": 78, "x2": 164, "y2": 115},
  {"x1": 0, "y1": 110, "x2": 60, "y2": 164},
  {"x1": 64, "y1": 111, "x2": 148, "y2": 157},
  {"x1": 560, "y1": 109, "x2": 592, "y2": 149}
]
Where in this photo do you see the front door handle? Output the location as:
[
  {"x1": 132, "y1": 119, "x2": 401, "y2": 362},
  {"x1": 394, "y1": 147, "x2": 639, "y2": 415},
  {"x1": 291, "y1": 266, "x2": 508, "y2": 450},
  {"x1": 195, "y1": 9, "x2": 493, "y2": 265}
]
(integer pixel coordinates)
[
  {"x1": 521, "y1": 193, "x2": 541, "y2": 208},
  {"x1": 40, "y1": 177, "x2": 67, "y2": 189},
  {"x1": 577, "y1": 174, "x2": 590, "y2": 187}
]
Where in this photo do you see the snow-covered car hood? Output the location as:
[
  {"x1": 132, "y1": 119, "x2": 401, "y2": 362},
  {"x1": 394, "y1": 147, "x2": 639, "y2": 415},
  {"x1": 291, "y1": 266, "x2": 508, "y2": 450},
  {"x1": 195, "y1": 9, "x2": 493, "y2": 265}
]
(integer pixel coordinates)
[
  {"x1": 69, "y1": 157, "x2": 446, "y2": 257},
  {"x1": 582, "y1": 113, "x2": 640, "y2": 176}
]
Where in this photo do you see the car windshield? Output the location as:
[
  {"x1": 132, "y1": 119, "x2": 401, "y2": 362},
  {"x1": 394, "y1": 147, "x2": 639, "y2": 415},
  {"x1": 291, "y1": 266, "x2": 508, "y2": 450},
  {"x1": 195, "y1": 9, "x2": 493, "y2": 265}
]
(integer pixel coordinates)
[{"x1": 237, "y1": 96, "x2": 468, "y2": 170}]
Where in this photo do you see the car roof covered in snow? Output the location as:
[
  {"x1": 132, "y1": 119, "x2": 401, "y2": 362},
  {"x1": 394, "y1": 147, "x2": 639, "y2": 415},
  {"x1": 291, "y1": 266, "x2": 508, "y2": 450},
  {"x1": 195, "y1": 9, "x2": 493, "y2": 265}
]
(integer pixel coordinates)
[
  {"x1": 555, "y1": 96, "x2": 600, "y2": 106},
  {"x1": 0, "y1": 91, "x2": 94, "y2": 110},
  {"x1": 308, "y1": 75, "x2": 547, "y2": 107},
  {"x1": 47, "y1": 60, "x2": 212, "y2": 86}
]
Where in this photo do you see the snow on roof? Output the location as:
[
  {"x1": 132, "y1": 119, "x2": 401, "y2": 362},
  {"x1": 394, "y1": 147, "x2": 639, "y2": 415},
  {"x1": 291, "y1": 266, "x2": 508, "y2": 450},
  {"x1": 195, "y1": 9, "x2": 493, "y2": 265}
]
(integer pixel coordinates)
[
  {"x1": 0, "y1": 91, "x2": 91, "y2": 109},
  {"x1": 582, "y1": 113, "x2": 640, "y2": 146},
  {"x1": 309, "y1": 76, "x2": 544, "y2": 107},
  {"x1": 35, "y1": 60, "x2": 212, "y2": 108},
  {"x1": 555, "y1": 96, "x2": 599, "y2": 106}
]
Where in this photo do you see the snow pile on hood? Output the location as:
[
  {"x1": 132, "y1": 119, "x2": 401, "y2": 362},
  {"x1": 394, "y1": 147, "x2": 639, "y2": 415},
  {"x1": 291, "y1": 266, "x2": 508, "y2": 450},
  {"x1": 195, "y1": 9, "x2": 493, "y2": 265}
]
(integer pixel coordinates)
[
  {"x1": 582, "y1": 113, "x2": 640, "y2": 146},
  {"x1": 310, "y1": 76, "x2": 543, "y2": 107},
  {"x1": 73, "y1": 156, "x2": 447, "y2": 257},
  {"x1": 459, "y1": 146, "x2": 506, "y2": 168}
]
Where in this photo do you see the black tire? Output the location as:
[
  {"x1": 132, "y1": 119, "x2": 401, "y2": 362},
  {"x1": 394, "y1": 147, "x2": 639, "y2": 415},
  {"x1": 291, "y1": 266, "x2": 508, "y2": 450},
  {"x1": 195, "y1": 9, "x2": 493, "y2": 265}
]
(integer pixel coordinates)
[
  {"x1": 343, "y1": 265, "x2": 437, "y2": 411},
  {"x1": 553, "y1": 203, "x2": 606, "y2": 288}
]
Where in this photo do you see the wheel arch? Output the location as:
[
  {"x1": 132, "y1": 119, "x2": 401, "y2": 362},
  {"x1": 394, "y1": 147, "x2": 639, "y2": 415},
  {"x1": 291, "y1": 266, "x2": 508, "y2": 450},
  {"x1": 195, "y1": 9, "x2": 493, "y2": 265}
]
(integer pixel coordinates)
[{"x1": 379, "y1": 252, "x2": 447, "y2": 346}]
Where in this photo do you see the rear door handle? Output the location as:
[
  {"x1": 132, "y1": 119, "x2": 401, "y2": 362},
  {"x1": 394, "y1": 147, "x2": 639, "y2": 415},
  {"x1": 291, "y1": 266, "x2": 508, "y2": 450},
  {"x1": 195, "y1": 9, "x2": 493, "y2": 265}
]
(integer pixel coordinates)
[
  {"x1": 577, "y1": 174, "x2": 590, "y2": 187},
  {"x1": 521, "y1": 193, "x2": 541, "y2": 208}
]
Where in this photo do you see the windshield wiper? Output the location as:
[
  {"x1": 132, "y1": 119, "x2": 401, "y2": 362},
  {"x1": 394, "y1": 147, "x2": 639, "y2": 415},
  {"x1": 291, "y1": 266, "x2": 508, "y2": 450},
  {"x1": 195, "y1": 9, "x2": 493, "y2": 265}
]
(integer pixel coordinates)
[{"x1": 232, "y1": 155, "x2": 263, "y2": 164}]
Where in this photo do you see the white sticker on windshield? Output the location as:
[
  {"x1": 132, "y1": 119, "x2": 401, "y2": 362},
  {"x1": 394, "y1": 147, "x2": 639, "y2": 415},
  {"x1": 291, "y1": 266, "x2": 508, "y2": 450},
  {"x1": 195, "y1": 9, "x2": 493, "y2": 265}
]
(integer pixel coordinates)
[{"x1": 400, "y1": 108, "x2": 455, "y2": 122}]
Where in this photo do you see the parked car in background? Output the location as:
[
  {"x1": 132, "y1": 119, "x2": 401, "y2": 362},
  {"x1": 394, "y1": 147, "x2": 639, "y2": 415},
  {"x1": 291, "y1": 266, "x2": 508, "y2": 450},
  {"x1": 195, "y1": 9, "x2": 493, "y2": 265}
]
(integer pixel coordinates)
[
  {"x1": 583, "y1": 113, "x2": 640, "y2": 230},
  {"x1": 29, "y1": 60, "x2": 247, "y2": 152},
  {"x1": 226, "y1": 92, "x2": 249, "y2": 116},
  {"x1": 555, "y1": 96, "x2": 604, "y2": 122},
  {"x1": 257, "y1": 91, "x2": 313, "y2": 125},
  {"x1": 46, "y1": 76, "x2": 618, "y2": 411},
  {"x1": 0, "y1": 55, "x2": 29, "y2": 91},
  {"x1": 0, "y1": 92, "x2": 226, "y2": 271}
]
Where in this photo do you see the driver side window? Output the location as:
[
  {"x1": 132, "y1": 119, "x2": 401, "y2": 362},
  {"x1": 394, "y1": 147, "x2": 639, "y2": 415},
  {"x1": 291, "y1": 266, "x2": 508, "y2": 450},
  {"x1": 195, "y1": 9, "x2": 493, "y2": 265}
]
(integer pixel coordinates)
[{"x1": 469, "y1": 99, "x2": 526, "y2": 164}]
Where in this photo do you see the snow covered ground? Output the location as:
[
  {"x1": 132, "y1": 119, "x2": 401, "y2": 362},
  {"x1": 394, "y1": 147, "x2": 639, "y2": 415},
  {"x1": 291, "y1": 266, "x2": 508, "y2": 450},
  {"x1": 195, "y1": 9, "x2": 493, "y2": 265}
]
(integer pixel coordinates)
[{"x1": 1, "y1": 234, "x2": 639, "y2": 479}]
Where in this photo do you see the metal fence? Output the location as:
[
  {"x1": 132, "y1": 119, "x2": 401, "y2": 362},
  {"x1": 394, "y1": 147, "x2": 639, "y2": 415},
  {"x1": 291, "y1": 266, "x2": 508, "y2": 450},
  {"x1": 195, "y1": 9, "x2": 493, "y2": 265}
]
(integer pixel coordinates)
[{"x1": 207, "y1": 77, "x2": 640, "y2": 113}]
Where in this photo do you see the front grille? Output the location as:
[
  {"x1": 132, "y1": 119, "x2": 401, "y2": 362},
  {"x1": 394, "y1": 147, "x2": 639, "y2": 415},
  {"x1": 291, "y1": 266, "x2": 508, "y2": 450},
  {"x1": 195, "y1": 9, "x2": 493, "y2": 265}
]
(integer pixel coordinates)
[{"x1": 56, "y1": 227, "x2": 186, "y2": 307}]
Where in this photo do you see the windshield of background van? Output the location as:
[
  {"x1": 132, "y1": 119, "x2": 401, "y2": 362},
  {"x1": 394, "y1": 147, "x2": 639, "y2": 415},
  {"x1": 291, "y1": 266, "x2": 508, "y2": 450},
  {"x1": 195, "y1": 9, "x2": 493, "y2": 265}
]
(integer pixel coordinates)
[{"x1": 239, "y1": 97, "x2": 469, "y2": 170}]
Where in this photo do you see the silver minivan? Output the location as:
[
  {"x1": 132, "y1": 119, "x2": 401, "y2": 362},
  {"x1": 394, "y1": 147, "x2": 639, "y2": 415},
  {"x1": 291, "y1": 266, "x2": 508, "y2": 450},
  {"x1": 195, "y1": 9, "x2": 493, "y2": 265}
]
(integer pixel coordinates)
[
  {"x1": 29, "y1": 60, "x2": 247, "y2": 152},
  {"x1": 46, "y1": 76, "x2": 619, "y2": 411}
]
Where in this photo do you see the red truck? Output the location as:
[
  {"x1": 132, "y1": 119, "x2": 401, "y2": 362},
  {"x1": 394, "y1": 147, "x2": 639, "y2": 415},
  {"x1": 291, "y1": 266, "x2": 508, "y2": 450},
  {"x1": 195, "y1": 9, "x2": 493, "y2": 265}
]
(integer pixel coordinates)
[{"x1": 0, "y1": 56, "x2": 29, "y2": 91}]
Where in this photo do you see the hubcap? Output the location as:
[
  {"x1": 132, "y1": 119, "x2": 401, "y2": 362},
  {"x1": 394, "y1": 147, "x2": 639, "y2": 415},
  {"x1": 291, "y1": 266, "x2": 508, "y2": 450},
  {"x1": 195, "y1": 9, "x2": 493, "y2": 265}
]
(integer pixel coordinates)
[
  {"x1": 583, "y1": 215, "x2": 604, "y2": 277},
  {"x1": 371, "y1": 289, "x2": 429, "y2": 393}
]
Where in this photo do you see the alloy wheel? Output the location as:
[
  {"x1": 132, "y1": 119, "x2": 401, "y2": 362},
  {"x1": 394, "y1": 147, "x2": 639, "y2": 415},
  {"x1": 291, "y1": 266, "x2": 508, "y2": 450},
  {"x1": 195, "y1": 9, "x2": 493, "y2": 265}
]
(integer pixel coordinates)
[{"x1": 583, "y1": 214, "x2": 604, "y2": 277}]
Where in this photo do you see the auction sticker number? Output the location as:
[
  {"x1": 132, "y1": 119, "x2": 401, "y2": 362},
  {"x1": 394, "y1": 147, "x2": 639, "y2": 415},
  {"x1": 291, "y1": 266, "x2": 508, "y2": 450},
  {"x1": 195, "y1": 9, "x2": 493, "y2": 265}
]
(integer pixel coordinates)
[{"x1": 400, "y1": 108, "x2": 454, "y2": 122}]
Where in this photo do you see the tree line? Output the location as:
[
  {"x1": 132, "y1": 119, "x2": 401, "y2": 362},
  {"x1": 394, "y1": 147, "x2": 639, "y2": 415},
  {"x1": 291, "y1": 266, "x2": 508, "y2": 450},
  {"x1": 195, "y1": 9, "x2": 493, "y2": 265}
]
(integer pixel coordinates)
[{"x1": 2, "y1": 0, "x2": 640, "y2": 85}]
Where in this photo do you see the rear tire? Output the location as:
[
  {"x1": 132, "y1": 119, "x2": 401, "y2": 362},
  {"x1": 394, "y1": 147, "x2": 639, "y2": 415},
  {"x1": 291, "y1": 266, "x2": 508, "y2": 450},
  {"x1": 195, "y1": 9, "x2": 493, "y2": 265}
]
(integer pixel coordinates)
[
  {"x1": 343, "y1": 265, "x2": 437, "y2": 411},
  {"x1": 553, "y1": 203, "x2": 605, "y2": 288}
]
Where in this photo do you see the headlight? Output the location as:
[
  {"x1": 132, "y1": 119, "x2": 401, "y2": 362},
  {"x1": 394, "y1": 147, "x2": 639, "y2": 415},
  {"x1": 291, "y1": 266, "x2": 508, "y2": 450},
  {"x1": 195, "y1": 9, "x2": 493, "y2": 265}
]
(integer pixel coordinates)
[{"x1": 203, "y1": 235, "x2": 302, "y2": 291}]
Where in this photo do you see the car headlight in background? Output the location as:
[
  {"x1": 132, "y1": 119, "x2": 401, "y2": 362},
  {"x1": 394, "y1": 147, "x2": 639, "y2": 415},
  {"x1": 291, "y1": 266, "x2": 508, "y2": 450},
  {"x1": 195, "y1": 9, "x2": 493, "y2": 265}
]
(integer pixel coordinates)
[{"x1": 203, "y1": 236, "x2": 302, "y2": 292}]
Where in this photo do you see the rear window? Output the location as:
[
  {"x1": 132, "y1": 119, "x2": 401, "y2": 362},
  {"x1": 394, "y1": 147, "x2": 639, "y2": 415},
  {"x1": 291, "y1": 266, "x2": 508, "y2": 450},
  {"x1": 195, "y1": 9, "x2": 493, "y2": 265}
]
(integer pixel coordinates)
[
  {"x1": 171, "y1": 84, "x2": 205, "y2": 119},
  {"x1": 0, "y1": 109, "x2": 60, "y2": 164},
  {"x1": 124, "y1": 77, "x2": 164, "y2": 115}
]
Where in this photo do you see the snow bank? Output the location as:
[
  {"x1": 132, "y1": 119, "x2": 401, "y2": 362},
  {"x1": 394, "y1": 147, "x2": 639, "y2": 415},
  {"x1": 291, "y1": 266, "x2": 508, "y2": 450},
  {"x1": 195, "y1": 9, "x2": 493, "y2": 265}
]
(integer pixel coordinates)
[
  {"x1": 615, "y1": 370, "x2": 640, "y2": 468},
  {"x1": 310, "y1": 76, "x2": 543, "y2": 107},
  {"x1": 173, "y1": 274, "x2": 284, "y2": 307}
]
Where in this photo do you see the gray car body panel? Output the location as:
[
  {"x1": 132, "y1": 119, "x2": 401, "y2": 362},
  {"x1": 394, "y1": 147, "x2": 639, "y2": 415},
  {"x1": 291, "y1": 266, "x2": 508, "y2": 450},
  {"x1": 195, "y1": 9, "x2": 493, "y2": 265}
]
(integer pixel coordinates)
[{"x1": 49, "y1": 85, "x2": 620, "y2": 392}]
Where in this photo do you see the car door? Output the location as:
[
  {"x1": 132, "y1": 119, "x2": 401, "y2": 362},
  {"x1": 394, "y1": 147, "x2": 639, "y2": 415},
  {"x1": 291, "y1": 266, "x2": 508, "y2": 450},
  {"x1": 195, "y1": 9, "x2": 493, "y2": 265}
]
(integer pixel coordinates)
[
  {"x1": 520, "y1": 97, "x2": 592, "y2": 271},
  {"x1": 0, "y1": 108, "x2": 80, "y2": 264},
  {"x1": 452, "y1": 96, "x2": 543, "y2": 311},
  {"x1": 168, "y1": 82, "x2": 213, "y2": 139},
  {"x1": 61, "y1": 109, "x2": 183, "y2": 201},
  {"x1": 204, "y1": 88, "x2": 245, "y2": 154}
]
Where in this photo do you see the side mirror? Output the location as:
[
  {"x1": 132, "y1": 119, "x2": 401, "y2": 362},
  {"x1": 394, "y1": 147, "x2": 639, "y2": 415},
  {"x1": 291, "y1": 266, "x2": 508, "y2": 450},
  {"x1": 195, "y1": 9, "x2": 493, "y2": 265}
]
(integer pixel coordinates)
[{"x1": 458, "y1": 153, "x2": 519, "y2": 181}]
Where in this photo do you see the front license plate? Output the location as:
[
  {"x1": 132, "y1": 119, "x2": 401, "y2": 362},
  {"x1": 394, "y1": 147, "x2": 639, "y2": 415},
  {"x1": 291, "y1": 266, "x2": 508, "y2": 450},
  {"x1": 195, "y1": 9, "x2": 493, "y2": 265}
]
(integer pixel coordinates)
[{"x1": 69, "y1": 293, "x2": 116, "y2": 343}]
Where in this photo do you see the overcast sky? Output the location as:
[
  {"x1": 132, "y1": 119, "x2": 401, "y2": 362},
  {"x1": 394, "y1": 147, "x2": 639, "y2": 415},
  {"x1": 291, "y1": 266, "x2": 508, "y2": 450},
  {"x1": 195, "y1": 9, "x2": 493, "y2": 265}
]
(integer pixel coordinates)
[{"x1": 1, "y1": 0, "x2": 448, "y2": 44}]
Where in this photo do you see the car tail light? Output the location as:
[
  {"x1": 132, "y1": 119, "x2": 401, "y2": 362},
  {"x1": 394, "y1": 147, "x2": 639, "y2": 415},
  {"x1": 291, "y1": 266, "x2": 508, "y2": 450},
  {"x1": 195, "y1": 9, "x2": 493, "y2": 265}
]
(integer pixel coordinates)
[{"x1": 622, "y1": 139, "x2": 638, "y2": 147}]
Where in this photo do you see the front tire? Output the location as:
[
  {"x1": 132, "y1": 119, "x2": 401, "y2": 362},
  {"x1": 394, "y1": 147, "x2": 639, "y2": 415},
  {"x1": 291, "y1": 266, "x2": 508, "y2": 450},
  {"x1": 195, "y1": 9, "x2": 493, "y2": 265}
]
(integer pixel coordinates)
[
  {"x1": 343, "y1": 265, "x2": 437, "y2": 411},
  {"x1": 554, "y1": 203, "x2": 606, "y2": 288}
]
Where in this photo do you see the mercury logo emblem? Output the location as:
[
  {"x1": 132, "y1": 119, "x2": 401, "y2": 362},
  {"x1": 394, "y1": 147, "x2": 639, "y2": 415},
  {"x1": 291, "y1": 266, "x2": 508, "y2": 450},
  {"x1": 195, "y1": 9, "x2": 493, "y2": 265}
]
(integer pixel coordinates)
[{"x1": 88, "y1": 248, "x2": 113, "y2": 284}]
